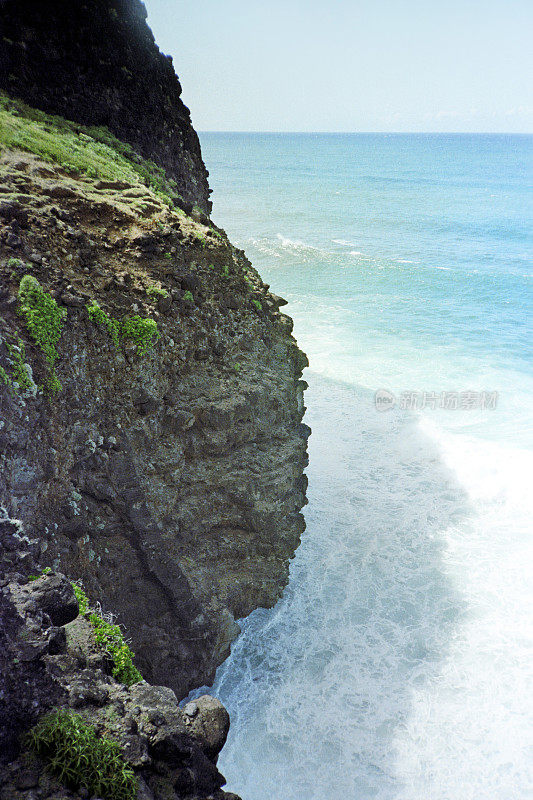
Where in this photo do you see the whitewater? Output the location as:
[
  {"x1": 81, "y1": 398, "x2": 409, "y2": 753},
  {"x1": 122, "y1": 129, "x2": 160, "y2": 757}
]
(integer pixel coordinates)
[{"x1": 194, "y1": 133, "x2": 533, "y2": 799}]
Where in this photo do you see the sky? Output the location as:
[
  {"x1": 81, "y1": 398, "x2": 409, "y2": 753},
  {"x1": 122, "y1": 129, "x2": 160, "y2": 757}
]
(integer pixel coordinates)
[{"x1": 144, "y1": 0, "x2": 533, "y2": 133}]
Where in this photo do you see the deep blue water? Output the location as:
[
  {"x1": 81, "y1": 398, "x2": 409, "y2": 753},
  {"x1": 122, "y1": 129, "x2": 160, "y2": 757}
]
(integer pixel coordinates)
[{"x1": 193, "y1": 133, "x2": 533, "y2": 800}]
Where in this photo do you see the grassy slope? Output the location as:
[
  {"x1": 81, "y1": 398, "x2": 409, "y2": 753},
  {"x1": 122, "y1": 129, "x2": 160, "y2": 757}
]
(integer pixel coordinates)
[{"x1": 0, "y1": 93, "x2": 186, "y2": 210}]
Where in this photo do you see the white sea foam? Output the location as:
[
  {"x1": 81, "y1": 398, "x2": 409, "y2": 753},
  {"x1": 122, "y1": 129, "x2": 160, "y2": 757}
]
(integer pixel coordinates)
[
  {"x1": 276, "y1": 233, "x2": 320, "y2": 252},
  {"x1": 207, "y1": 378, "x2": 533, "y2": 800},
  {"x1": 198, "y1": 130, "x2": 533, "y2": 800},
  {"x1": 333, "y1": 238, "x2": 359, "y2": 247}
]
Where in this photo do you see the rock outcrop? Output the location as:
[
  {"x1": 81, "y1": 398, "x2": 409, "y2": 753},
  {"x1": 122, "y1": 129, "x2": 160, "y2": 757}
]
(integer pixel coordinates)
[
  {"x1": 0, "y1": 5, "x2": 310, "y2": 794},
  {"x1": 0, "y1": 134, "x2": 309, "y2": 699},
  {"x1": 0, "y1": 0, "x2": 211, "y2": 213},
  {"x1": 0, "y1": 513, "x2": 241, "y2": 800}
]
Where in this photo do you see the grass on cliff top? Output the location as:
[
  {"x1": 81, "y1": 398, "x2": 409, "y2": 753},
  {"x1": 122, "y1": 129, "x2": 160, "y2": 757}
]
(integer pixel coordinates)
[{"x1": 0, "y1": 92, "x2": 184, "y2": 210}]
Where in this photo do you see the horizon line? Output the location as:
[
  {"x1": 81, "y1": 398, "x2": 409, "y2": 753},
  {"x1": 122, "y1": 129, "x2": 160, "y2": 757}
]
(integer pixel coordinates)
[{"x1": 198, "y1": 130, "x2": 533, "y2": 136}]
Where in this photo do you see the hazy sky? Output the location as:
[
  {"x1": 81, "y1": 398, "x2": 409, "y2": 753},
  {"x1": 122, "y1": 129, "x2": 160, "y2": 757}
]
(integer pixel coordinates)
[{"x1": 144, "y1": 0, "x2": 532, "y2": 132}]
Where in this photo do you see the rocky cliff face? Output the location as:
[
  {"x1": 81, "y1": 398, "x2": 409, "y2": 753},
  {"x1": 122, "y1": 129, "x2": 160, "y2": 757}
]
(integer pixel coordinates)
[
  {"x1": 0, "y1": 0, "x2": 211, "y2": 213},
  {"x1": 0, "y1": 8, "x2": 309, "y2": 792},
  {"x1": 0, "y1": 512, "x2": 242, "y2": 800},
  {"x1": 0, "y1": 130, "x2": 309, "y2": 699}
]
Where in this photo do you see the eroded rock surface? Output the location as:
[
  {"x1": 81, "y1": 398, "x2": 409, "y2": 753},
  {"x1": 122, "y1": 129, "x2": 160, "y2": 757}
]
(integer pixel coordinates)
[
  {"x1": 0, "y1": 515, "x2": 241, "y2": 800},
  {"x1": 0, "y1": 150, "x2": 309, "y2": 698}
]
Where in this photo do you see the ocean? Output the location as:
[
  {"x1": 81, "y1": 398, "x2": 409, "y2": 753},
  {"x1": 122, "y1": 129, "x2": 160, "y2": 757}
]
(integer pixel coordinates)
[{"x1": 195, "y1": 133, "x2": 533, "y2": 800}]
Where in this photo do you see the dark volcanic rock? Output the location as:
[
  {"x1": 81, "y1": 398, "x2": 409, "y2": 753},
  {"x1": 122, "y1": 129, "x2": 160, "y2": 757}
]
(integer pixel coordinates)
[
  {"x1": 0, "y1": 151, "x2": 309, "y2": 700},
  {"x1": 0, "y1": 0, "x2": 211, "y2": 213},
  {"x1": 19, "y1": 572, "x2": 80, "y2": 626},
  {"x1": 0, "y1": 517, "x2": 240, "y2": 799}
]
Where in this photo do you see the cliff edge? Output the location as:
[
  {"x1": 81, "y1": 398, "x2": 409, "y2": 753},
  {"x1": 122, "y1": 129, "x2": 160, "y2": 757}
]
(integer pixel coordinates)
[
  {"x1": 0, "y1": 0, "x2": 211, "y2": 213},
  {"x1": 0, "y1": 101, "x2": 309, "y2": 698}
]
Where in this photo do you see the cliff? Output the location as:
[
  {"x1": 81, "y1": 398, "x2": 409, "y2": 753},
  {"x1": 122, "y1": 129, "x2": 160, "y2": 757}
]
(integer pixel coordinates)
[
  {"x1": 0, "y1": 0, "x2": 211, "y2": 213},
  {"x1": 0, "y1": 9, "x2": 310, "y2": 796},
  {"x1": 0, "y1": 96, "x2": 309, "y2": 699}
]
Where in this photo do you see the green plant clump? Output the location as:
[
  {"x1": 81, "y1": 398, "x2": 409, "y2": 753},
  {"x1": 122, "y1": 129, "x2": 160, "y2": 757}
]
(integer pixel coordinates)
[
  {"x1": 18, "y1": 275, "x2": 66, "y2": 393},
  {"x1": 28, "y1": 566, "x2": 52, "y2": 581},
  {"x1": 183, "y1": 290, "x2": 194, "y2": 303},
  {"x1": 0, "y1": 365, "x2": 11, "y2": 387},
  {"x1": 71, "y1": 583, "x2": 142, "y2": 686},
  {"x1": 87, "y1": 300, "x2": 120, "y2": 348},
  {"x1": 145, "y1": 284, "x2": 168, "y2": 300},
  {"x1": 86, "y1": 302, "x2": 159, "y2": 356},
  {"x1": 119, "y1": 315, "x2": 160, "y2": 356},
  {"x1": 5, "y1": 336, "x2": 33, "y2": 392},
  {"x1": 26, "y1": 710, "x2": 137, "y2": 800},
  {"x1": 252, "y1": 298, "x2": 262, "y2": 311}
]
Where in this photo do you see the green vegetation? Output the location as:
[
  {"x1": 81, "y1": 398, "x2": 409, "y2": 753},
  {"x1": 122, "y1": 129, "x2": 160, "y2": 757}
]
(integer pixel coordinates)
[
  {"x1": 0, "y1": 93, "x2": 184, "y2": 211},
  {"x1": 145, "y1": 284, "x2": 169, "y2": 300},
  {"x1": 5, "y1": 336, "x2": 33, "y2": 392},
  {"x1": 86, "y1": 300, "x2": 120, "y2": 348},
  {"x1": 86, "y1": 301, "x2": 159, "y2": 356},
  {"x1": 72, "y1": 583, "x2": 142, "y2": 686},
  {"x1": 252, "y1": 298, "x2": 262, "y2": 311},
  {"x1": 72, "y1": 582, "x2": 90, "y2": 615},
  {"x1": 17, "y1": 275, "x2": 66, "y2": 393},
  {"x1": 119, "y1": 315, "x2": 160, "y2": 356},
  {"x1": 26, "y1": 710, "x2": 137, "y2": 800},
  {"x1": 7, "y1": 256, "x2": 25, "y2": 272},
  {"x1": 183, "y1": 290, "x2": 194, "y2": 303},
  {"x1": 0, "y1": 365, "x2": 11, "y2": 387},
  {"x1": 222, "y1": 264, "x2": 230, "y2": 278},
  {"x1": 28, "y1": 567, "x2": 52, "y2": 581}
]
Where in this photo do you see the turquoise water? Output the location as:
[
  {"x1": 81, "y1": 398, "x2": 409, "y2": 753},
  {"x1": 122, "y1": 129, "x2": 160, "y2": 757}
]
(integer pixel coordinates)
[{"x1": 196, "y1": 134, "x2": 533, "y2": 799}]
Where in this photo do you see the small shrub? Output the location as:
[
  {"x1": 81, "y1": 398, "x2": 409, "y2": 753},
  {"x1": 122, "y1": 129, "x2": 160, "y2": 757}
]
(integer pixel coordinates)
[
  {"x1": 183, "y1": 290, "x2": 194, "y2": 303},
  {"x1": 86, "y1": 300, "x2": 120, "y2": 348},
  {"x1": 119, "y1": 315, "x2": 159, "y2": 356},
  {"x1": 18, "y1": 275, "x2": 66, "y2": 393},
  {"x1": 252, "y1": 298, "x2": 262, "y2": 311},
  {"x1": 26, "y1": 710, "x2": 137, "y2": 800},
  {"x1": 72, "y1": 583, "x2": 142, "y2": 686},
  {"x1": 222, "y1": 265, "x2": 230, "y2": 278},
  {"x1": 86, "y1": 302, "x2": 159, "y2": 356}
]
